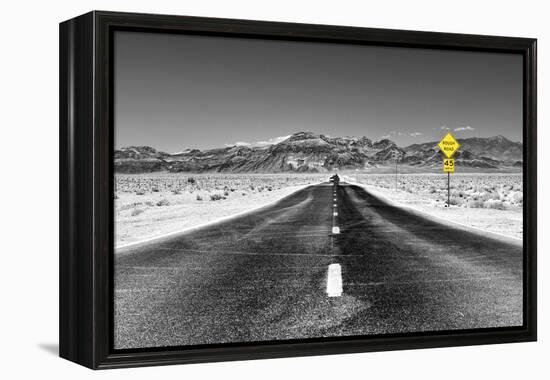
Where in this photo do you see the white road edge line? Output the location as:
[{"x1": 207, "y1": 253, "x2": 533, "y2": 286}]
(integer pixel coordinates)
[{"x1": 326, "y1": 263, "x2": 343, "y2": 297}]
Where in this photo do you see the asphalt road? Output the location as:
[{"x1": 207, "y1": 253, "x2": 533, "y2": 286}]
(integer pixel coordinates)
[{"x1": 114, "y1": 182, "x2": 523, "y2": 349}]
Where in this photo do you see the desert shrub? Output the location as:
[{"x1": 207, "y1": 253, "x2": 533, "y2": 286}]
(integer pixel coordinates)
[
  {"x1": 118, "y1": 202, "x2": 143, "y2": 212},
  {"x1": 156, "y1": 199, "x2": 170, "y2": 207},
  {"x1": 483, "y1": 199, "x2": 506, "y2": 210},
  {"x1": 449, "y1": 197, "x2": 465, "y2": 206},
  {"x1": 196, "y1": 194, "x2": 203, "y2": 201},
  {"x1": 210, "y1": 193, "x2": 224, "y2": 201},
  {"x1": 131, "y1": 208, "x2": 144, "y2": 216},
  {"x1": 152, "y1": 187, "x2": 159, "y2": 192},
  {"x1": 468, "y1": 199, "x2": 485, "y2": 208},
  {"x1": 135, "y1": 190, "x2": 146, "y2": 195},
  {"x1": 187, "y1": 177, "x2": 196, "y2": 184},
  {"x1": 511, "y1": 192, "x2": 523, "y2": 204},
  {"x1": 478, "y1": 191, "x2": 499, "y2": 202},
  {"x1": 224, "y1": 190, "x2": 229, "y2": 197},
  {"x1": 172, "y1": 189, "x2": 181, "y2": 195}
]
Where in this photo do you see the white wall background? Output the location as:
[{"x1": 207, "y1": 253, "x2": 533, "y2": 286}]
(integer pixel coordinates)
[{"x1": 1, "y1": 0, "x2": 546, "y2": 378}]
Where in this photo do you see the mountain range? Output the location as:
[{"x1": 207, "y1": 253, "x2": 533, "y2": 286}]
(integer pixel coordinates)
[{"x1": 114, "y1": 132, "x2": 523, "y2": 173}]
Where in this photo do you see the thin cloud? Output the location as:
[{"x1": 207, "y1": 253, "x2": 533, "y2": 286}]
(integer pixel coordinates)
[
  {"x1": 440, "y1": 125, "x2": 451, "y2": 130},
  {"x1": 225, "y1": 141, "x2": 251, "y2": 147},
  {"x1": 410, "y1": 132, "x2": 423, "y2": 137},
  {"x1": 225, "y1": 135, "x2": 291, "y2": 148},
  {"x1": 381, "y1": 135, "x2": 391, "y2": 139},
  {"x1": 454, "y1": 125, "x2": 475, "y2": 131},
  {"x1": 255, "y1": 135, "x2": 291, "y2": 146}
]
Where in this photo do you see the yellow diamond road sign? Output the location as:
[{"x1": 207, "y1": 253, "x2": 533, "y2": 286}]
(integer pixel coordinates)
[{"x1": 438, "y1": 132, "x2": 460, "y2": 158}]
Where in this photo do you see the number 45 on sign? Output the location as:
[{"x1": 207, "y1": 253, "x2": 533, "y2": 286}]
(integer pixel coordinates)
[{"x1": 443, "y1": 158, "x2": 454, "y2": 173}]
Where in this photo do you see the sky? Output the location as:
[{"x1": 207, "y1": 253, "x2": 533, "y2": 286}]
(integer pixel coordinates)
[{"x1": 114, "y1": 31, "x2": 523, "y2": 153}]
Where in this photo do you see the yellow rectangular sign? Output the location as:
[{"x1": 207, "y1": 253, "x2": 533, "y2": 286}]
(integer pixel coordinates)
[
  {"x1": 438, "y1": 132, "x2": 460, "y2": 158},
  {"x1": 443, "y1": 158, "x2": 455, "y2": 173}
]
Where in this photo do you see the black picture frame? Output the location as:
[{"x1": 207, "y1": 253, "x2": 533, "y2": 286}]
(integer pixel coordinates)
[{"x1": 59, "y1": 10, "x2": 537, "y2": 369}]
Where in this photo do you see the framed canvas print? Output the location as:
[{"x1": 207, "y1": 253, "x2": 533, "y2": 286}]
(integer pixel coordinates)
[{"x1": 59, "y1": 11, "x2": 537, "y2": 369}]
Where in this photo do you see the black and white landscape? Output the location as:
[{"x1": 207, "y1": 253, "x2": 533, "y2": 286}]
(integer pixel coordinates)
[
  {"x1": 114, "y1": 31, "x2": 524, "y2": 349},
  {"x1": 114, "y1": 131, "x2": 524, "y2": 349}
]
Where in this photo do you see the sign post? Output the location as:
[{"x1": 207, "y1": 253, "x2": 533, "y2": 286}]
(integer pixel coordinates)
[
  {"x1": 443, "y1": 158, "x2": 454, "y2": 206},
  {"x1": 438, "y1": 133, "x2": 460, "y2": 207},
  {"x1": 395, "y1": 159, "x2": 398, "y2": 192}
]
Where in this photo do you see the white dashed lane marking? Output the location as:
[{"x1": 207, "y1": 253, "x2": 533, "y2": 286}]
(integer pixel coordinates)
[
  {"x1": 326, "y1": 263, "x2": 343, "y2": 297},
  {"x1": 328, "y1": 185, "x2": 342, "y2": 297}
]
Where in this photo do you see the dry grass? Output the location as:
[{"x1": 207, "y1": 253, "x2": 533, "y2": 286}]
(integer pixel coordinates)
[
  {"x1": 354, "y1": 173, "x2": 522, "y2": 210},
  {"x1": 116, "y1": 173, "x2": 327, "y2": 201}
]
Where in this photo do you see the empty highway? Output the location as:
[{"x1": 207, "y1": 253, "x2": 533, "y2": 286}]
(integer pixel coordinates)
[{"x1": 114, "y1": 182, "x2": 523, "y2": 349}]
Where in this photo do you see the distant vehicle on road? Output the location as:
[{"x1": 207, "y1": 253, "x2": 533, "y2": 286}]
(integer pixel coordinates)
[{"x1": 330, "y1": 174, "x2": 340, "y2": 185}]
